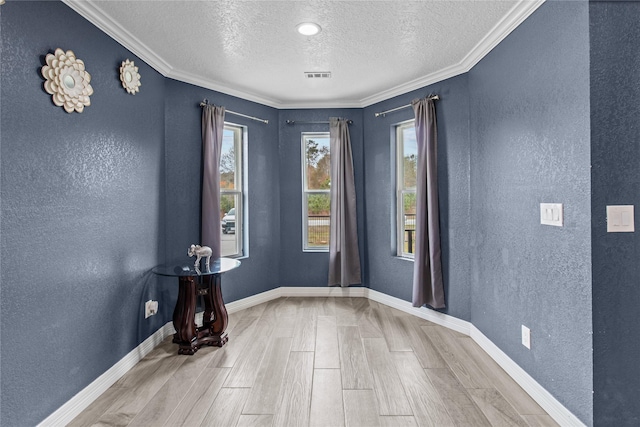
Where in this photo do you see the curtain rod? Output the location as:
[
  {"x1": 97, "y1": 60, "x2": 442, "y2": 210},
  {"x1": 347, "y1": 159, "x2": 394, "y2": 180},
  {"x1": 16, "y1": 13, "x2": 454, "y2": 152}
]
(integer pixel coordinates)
[
  {"x1": 286, "y1": 119, "x2": 353, "y2": 125},
  {"x1": 200, "y1": 99, "x2": 269, "y2": 124},
  {"x1": 374, "y1": 94, "x2": 440, "y2": 118}
]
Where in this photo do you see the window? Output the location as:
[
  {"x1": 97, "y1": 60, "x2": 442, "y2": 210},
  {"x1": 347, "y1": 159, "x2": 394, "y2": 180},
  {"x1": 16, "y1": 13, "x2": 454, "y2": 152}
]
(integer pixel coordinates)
[
  {"x1": 396, "y1": 121, "x2": 417, "y2": 258},
  {"x1": 302, "y1": 132, "x2": 331, "y2": 251},
  {"x1": 220, "y1": 123, "x2": 245, "y2": 257}
]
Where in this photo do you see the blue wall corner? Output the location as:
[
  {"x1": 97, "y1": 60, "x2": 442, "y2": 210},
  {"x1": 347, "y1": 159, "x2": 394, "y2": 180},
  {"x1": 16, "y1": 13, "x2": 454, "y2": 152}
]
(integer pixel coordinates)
[
  {"x1": 362, "y1": 76, "x2": 472, "y2": 321},
  {"x1": 468, "y1": 1, "x2": 592, "y2": 424},
  {"x1": 590, "y1": 1, "x2": 640, "y2": 425},
  {"x1": 9, "y1": 1, "x2": 640, "y2": 425},
  {"x1": 1, "y1": 2, "x2": 167, "y2": 424}
]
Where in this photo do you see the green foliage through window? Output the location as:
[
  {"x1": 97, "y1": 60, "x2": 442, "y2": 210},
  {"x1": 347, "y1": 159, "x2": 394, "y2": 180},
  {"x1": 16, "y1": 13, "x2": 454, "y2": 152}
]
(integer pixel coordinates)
[{"x1": 303, "y1": 133, "x2": 331, "y2": 250}]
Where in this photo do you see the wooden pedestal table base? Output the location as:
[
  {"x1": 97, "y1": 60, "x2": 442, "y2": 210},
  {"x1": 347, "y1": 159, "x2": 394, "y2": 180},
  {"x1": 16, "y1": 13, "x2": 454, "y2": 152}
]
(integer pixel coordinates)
[
  {"x1": 152, "y1": 258, "x2": 241, "y2": 355},
  {"x1": 172, "y1": 275, "x2": 229, "y2": 355}
]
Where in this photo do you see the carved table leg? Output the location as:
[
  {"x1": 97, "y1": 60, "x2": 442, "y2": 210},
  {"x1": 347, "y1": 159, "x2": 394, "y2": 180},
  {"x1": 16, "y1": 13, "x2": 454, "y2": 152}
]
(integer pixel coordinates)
[
  {"x1": 173, "y1": 276, "x2": 198, "y2": 355},
  {"x1": 202, "y1": 274, "x2": 228, "y2": 347}
]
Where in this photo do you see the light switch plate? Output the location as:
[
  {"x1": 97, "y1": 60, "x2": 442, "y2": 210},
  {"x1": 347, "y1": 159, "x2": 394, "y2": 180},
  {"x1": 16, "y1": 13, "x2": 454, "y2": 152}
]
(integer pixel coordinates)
[
  {"x1": 607, "y1": 205, "x2": 635, "y2": 232},
  {"x1": 540, "y1": 203, "x2": 563, "y2": 227}
]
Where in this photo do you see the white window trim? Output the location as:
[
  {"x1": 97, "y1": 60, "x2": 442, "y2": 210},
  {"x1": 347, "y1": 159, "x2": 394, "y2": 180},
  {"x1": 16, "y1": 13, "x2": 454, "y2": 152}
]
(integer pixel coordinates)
[
  {"x1": 301, "y1": 132, "x2": 330, "y2": 252},
  {"x1": 396, "y1": 120, "x2": 416, "y2": 259},
  {"x1": 220, "y1": 122, "x2": 247, "y2": 258}
]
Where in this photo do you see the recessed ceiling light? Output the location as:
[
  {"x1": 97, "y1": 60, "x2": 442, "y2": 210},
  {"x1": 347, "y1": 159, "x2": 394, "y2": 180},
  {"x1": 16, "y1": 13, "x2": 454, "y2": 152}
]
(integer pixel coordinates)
[{"x1": 297, "y1": 22, "x2": 321, "y2": 36}]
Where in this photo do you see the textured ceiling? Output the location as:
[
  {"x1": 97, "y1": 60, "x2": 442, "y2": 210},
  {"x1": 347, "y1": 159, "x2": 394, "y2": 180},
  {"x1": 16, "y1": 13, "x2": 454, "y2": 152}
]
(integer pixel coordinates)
[{"x1": 65, "y1": 0, "x2": 544, "y2": 108}]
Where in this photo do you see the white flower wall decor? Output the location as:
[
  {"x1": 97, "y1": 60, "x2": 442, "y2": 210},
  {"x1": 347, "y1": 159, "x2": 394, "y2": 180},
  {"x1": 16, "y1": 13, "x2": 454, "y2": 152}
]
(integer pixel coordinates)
[
  {"x1": 120, "y1": 59, "x2": 141, "y2": 94},
  {"x1": 41, "y1": 48, "x2": 93, "y2": 113}
]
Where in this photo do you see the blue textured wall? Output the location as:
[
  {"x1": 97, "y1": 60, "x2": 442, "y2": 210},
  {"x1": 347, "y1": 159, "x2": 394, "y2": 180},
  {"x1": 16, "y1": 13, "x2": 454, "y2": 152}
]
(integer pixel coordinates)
[
  {"x1": 468, "y1": 1, "x2": 592, "y2": 424},
  {"x1": 1, "y1": 2, "x2": 166, "y2": 425},
  {"x1": 278, "y1": 109, "x2": 365, "y2": 287},
  {"x1": 163, "y1": 79, "x2": 281, "y2": 304},
  {"x1": 10, "y1": 0, "x2": 640, "y2": 425},
  {"x1": 590, "y1": 1, "x2": 640, "y2": 425},
  {"x1": 362, "y1": 77, "x2": 472, "y2": 320}
]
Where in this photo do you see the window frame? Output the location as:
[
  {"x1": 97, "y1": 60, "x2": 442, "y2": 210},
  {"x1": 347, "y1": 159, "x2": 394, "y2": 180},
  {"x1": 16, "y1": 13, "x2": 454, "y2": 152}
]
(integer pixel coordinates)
[
  {"x1": 301, "y1": 132, "x2": 331, "y2": 252},
  {"x1": 220, "y1": 122, "x2": 246, "y2": 258},
  {"x1": 396, "y1": 120, "x2": 417, "y2": 259}
]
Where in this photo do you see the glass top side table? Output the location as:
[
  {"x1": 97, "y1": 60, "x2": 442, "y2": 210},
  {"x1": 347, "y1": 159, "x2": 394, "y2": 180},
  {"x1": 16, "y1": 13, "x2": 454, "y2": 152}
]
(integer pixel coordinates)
[{"x1": 152, "y1": 257, "x2": 240, "y2": 355}]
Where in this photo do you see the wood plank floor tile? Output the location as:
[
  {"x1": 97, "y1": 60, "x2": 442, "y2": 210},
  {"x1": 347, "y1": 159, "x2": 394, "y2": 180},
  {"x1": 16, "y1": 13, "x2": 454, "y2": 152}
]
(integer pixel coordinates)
[
  {"x1": 392, "y1": 352, "x2": 454, "y2": 426},
  {"x1": 315, "y1": 315, "x2": 340, "y2": 369},
  {"x1": 128, "y1": 350, "x2": 216, "y2": 426},
  {"x1": 351, "y1": 297, "x2": 372, "y2": 315},
  {"x1": 243, "y1": 337, "x2": 293, "y2": 415},
  {"x1": 357, "y1": 304, "x2": 385, "y2": 338},
  {"x1": 273, "y1": 315, "x2": 297, "y2": 338},
  {"x1": 292, "y1": 310, "x2": 317, "y2": 351},
  {"x1": 423, "y1": 326, "x2": 491, "y2": 389},
  {"x1": 111, "y1": 338, "x2": 177, "y2": 388},
  {"x1": 467, "y1": 388, "x2": 529, "y2": 427},
  {"x1": 314, "y1": 297, "x2": 337, "y2": 316},
  {"x1": 333, "y1": 297, "x2": 355, "y2": 315},
  {"x1": 309, "y1": 369, "x2": 345, "y2": 427},
  {"x1": 335, "y1": 297, "x2": 357, "y2": 325},
  {"x1": 396, "y1": 315, "x2": 447, "y2": 369},
  {"x1": 338, "y1": 325, "x2": 373, "y2": 389},
  {"x1": 522, "y1": 414, "x2": 561, "y2": 427},
  {"x1": 199, "y1": 387, "x2": 250, "y2": 427},
  {"x1": 237, "y1": 301, "x2": 269, "y2": 318},
  {"x1": 72, "y1": 297, "x2": 558, "y2": 427},
  {"x1": 377, "y1": 306, "x2": 412, "y2": 351},
  {"x1": 457, "y1": 337, "x2": 546, "y2": 416},
  {"x1": 362, "y1": 338, "x2": 413, "y2": 416},
  {"x1": 223, "y1": 316, "x2": 275, "y2": 387},
  {"x1": 262, "y1": 297, "x2": 298, "y2": 319},
  {"x1": 379, "y1": 416, "x2": 418, "y2": 426},
  {"x1": 278, "y1": 297, "x2": 304, "y2": 317},
  {"x1": 209, "y1": 316, "x2": 262, "y2": 368},
  {"x1": 272, "y1": 351, "x2": 315, "y2": 427},
  {"x1": 67, "y1": 387, "x2": 123, "y2": 427},
  {"x1": 162, "y1": 367, "x2": 230, "y2": 427},
  {"x1": 343, "y1": 389, "x2": 381, "y2": 427},
  {"x1": 425, "y1": 368, "x2": 491, "y2": 426},
  {"x1": 236, "y1": 414, "x2": 274, "y2": 426},
  {"x1": 92, "y1": 353, "x2": 186, "y2": 426}
]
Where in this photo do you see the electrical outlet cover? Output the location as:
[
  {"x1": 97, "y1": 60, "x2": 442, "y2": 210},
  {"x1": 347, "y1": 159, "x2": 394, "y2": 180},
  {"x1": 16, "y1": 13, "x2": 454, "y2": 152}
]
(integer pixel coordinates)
[{"x1": 521, "y1": 325, "x2": 531, "y2": 349}]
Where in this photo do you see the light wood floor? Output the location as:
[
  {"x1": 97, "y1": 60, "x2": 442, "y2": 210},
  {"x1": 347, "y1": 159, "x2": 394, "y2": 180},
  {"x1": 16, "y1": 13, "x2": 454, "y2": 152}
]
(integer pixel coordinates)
[{"x1": 70, "y1": 297, "x2": 559, "y2": 427}]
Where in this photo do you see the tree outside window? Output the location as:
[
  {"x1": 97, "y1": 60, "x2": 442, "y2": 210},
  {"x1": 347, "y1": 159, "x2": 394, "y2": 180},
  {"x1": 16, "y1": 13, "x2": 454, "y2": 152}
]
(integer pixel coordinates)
[
  {"x1": 302, "y1": 133, "x2": 331, "y2": 251},
  {"x1": 397, "y1": 122, "x2": 417, "y2": 258}
]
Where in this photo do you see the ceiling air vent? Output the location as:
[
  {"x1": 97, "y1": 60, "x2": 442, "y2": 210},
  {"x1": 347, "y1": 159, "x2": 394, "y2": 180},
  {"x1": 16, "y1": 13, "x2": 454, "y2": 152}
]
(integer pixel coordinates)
[{"x1": 304, "y1": 71, "x2": 331, "y2": 79}]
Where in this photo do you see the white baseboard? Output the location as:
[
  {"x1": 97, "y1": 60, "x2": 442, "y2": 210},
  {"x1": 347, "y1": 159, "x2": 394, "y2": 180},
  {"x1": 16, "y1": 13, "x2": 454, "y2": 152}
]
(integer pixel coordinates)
[
  {"x1": 281, "y1": 286, "x2": 367, "y2": 298},
  {"x1": 39, "y1": 285, "x2": 583, "y2": 427},
  {"x1": 470, "y1": 326, "x2": 585, "y2": 427},
  {"x1": 364, "y1": 288, "x2": 471, "y2": 335},
  {"x1": 38, "y1": 322, "x2": 175, "y2": 427},
  {"x1": 226, "y1": 287, "x2": 282, "y2": 313}
]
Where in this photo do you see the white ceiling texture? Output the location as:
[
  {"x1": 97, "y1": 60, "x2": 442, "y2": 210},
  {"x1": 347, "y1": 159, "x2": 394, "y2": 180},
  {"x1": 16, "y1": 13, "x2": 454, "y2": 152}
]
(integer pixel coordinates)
[{"x1": 64, "y1": 0, "x2": 544, "y2": 108}]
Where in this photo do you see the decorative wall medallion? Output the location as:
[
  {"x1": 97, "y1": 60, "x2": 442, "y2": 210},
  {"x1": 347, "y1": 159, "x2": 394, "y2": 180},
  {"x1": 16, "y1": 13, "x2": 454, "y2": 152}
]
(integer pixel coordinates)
[
  {"x1": 120, "y1": 59, "x2": 141, "y2": 94},
  {"x1": 41, "y1": 48, "x2": 93, "y2": 113}
]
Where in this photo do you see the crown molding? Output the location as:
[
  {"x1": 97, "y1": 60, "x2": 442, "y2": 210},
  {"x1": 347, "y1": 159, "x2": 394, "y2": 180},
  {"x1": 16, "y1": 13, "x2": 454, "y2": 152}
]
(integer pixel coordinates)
[
  {"x1": 360, "y1": 0, "x2": 545, "y2": 107},
  {"x1": 459, "y1": 0, "x2": 545, "y2": 72},
  {"x1": 62, "y1": 0, "x2": 174, "y2": 76},
  {"x1": 163, "y1": 69, "x2": 283, "y2": 109},
  {"x1": 63, "y1": 0, "x2": 545, "y2": 110}
]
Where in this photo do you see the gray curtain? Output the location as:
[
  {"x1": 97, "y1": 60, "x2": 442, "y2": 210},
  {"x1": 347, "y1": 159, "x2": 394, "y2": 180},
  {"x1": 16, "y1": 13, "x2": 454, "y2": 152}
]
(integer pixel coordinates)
[
  {"x1": 201, "y1": 104, "x2": 225, "y2": 258},
  {"x1": 328, "y1": 117, "x2": 361, "y2": 287},
  {"x1": 411, "y1": 98, "x2": 445, "y2": 308}
]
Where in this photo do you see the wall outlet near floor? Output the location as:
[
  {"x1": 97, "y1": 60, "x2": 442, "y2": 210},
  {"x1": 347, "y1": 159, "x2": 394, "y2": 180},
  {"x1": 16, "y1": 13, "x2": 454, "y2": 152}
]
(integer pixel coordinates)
[
  {"x1": 145, "y1": 300, "x2": 158, "y2": 319},
  {"x1": 521, "y1": 325, "x2": 531, "y2": 349}
]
